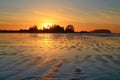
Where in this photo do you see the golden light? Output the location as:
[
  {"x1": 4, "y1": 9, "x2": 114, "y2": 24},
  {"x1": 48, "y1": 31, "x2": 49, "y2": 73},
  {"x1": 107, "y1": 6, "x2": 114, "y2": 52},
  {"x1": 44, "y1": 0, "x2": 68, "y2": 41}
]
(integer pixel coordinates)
[
  {"x1": 36, "y1": 18, "x2": 58, "y2": 29},
  {"x1": 43, "y1": 24, "x2": 52, "y2": 29}
]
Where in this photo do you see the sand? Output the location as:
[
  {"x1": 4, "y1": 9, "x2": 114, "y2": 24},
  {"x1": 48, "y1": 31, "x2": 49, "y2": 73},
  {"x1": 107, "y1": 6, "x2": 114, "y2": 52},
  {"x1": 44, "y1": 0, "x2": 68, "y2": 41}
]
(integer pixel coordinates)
[{"x1": 0, "y1": 33, "x2": 120, "y2": 80}]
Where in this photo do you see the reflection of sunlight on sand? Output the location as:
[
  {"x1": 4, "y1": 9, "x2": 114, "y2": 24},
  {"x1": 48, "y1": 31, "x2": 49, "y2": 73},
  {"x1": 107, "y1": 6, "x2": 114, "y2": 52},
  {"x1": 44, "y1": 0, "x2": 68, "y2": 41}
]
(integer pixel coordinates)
[
  {"x1": 0, "y1": 33, "x2": 120, "y2": 80},
  {"x1": 38, "y1": 34, "x2": 54, "y2": 46}
]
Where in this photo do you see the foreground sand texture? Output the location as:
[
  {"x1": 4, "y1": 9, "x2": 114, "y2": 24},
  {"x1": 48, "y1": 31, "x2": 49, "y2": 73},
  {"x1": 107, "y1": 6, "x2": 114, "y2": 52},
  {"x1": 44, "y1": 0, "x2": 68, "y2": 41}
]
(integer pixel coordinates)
[{"x1": 0, "y1": 33, "x2": 120, "y2": 80}]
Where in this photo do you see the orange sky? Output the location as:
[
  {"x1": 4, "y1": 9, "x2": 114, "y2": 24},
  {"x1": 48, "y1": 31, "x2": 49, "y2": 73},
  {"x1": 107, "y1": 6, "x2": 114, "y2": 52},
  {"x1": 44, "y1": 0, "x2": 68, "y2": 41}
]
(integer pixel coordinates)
[{"x1": 0, "y1": 0, "x2": 120, "y2": 33}]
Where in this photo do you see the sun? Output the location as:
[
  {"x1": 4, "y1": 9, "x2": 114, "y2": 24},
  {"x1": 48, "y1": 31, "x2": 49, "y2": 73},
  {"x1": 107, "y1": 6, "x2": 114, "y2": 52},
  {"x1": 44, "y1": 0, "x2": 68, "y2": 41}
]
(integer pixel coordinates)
[{"x1": 43, "y1": 23, "x2": 52, "y2": 29}]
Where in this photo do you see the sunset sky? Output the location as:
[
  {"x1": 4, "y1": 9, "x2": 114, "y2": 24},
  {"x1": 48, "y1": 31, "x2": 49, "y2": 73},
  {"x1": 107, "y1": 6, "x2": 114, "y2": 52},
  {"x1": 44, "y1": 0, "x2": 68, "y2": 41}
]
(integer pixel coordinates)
[{"x1": 0, "y1": 0, "x2": 120, "y2": 33}]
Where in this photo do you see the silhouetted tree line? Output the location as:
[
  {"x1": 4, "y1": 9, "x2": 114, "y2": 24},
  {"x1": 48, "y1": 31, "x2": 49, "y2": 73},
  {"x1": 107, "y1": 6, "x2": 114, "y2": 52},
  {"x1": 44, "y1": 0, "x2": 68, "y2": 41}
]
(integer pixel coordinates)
[
  {"x1": 0, "y1": 24, "x2": 112, "y2": 33},
  {"x1": 43, "y1": 24, "x2": 65, "y2": 33},
  {"x1": 19, "y1": 24, "x2": 75, "y2": 33}
]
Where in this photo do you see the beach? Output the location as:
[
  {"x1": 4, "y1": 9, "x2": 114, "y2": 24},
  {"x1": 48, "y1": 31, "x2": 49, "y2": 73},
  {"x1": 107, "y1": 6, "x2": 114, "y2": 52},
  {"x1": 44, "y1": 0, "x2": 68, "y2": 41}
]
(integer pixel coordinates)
[{"x1": 0, "y1": 33, "x2": 120, "y2": 80}]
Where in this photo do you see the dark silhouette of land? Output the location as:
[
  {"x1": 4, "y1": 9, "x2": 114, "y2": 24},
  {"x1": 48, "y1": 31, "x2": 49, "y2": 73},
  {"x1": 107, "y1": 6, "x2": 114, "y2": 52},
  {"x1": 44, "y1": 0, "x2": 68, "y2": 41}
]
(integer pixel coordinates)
[
  {"x1": 90, "y1": 29, "x2": 111, "y2": 33},
  {"x1": 80, "y1": 29, "x2": 111, "y2": 34},
  {"x1": 0, "y1": 24, "x2": 112, "y2": 33}
]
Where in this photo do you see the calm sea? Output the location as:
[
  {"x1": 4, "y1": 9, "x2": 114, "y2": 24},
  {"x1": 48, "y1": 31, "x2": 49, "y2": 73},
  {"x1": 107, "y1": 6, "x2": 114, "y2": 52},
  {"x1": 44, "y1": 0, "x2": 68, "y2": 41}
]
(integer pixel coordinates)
[{"x1": 0, "y1": 33, "x2": 120, "y2": 80}]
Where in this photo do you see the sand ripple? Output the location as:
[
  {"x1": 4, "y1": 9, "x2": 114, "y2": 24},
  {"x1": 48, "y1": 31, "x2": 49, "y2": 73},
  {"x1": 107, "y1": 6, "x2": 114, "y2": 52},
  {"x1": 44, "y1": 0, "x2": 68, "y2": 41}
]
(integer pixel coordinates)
[{"x1": 0, "y1": 33, "x2": 120, "y2": 80}]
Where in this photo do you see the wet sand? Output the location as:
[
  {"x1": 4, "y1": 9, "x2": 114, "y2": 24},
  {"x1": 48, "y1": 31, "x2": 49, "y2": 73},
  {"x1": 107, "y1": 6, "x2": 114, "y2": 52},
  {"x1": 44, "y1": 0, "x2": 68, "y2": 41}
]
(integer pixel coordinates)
[{"x1": 0, "y1": 33, "x2": 120, "y2": 80}]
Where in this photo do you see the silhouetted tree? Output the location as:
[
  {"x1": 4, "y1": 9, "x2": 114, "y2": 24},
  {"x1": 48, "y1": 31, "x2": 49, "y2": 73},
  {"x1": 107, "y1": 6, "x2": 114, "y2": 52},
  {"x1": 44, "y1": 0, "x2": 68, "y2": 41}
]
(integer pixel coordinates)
[
  {"x1": 43, "y1": 24, "x2": 64, "y2": 33},
  {"x1": 43, "y1": 25, "x2": 51, "y2": 33},
  {"x1": 29, "y1": 25, "x2": 38, "y2": 33},
  {"x1": 65, "y1": 25, "x2": 74, "y2": 33},
  {"x1": 51, "y1": 24, "x2": 64, "y2": 33}
]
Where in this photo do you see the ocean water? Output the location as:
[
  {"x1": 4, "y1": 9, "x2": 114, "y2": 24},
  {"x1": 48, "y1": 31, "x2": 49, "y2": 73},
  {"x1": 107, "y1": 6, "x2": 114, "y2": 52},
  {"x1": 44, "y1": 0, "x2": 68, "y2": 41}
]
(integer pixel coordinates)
[{"x1": 0, "y1": 33, "x2": 120, "y2": 80}]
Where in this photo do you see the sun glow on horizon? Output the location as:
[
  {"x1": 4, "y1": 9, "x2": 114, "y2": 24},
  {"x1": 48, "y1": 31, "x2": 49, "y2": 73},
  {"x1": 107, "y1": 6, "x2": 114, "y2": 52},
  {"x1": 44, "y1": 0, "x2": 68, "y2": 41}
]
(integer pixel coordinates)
[
  {"x1": 37, "y1": 18, "x2": 56, "y2": 29},
  {"x1": 43, "y1": 24, "x2": 52, "y2": 29}
]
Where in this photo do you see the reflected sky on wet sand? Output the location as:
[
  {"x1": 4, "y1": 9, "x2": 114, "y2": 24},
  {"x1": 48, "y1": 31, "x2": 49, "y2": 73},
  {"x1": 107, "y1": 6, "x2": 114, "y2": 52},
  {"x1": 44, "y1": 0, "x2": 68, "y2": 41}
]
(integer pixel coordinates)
[{"x1": 0, "y1": 33, "x2": 120, "y2": 80}]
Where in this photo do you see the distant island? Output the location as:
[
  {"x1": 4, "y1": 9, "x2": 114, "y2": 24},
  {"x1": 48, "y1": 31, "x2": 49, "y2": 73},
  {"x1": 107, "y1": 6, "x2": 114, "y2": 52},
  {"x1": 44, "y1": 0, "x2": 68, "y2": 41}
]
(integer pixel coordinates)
[
  {"x1": 0, "y1": 24, "x2": 112, "y2": 34},
  {"x1": 80, "y1": 29, "x2": 111, "y2": 34}
]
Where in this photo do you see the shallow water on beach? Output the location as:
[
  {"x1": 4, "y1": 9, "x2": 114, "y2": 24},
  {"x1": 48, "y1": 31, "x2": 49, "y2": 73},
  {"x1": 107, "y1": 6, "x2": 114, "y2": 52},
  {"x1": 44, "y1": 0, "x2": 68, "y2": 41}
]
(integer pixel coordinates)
[{"x1": 0, "y1": 33, "x2": 120, "y2": 80}]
